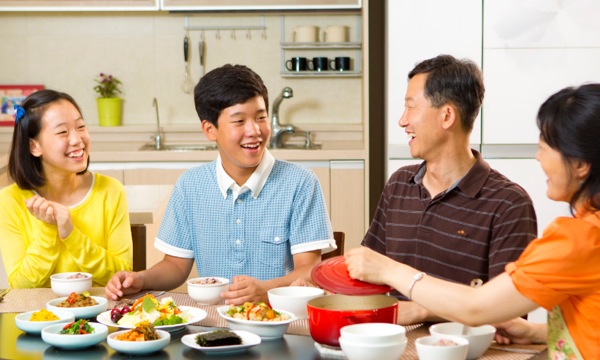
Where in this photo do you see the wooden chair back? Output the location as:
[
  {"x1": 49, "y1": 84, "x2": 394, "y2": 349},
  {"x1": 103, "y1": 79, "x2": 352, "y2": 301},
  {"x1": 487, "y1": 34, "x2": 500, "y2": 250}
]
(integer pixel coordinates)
[{"x1": 322, "y1": 231, "x2": 345, "y2": 260}]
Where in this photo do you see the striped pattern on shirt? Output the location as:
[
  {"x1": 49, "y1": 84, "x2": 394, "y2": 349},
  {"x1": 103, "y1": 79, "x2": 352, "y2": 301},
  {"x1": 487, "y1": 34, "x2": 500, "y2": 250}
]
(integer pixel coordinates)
[{"x1": 363, "y1": 152, "x2": 537, "y2": 298}]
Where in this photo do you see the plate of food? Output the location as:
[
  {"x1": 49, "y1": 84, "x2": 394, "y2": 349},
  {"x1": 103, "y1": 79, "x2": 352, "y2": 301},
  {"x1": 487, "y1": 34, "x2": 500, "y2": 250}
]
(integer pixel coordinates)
[
  {"x1": 46, "y1": 292, "x2": 107, "y2": 319},
  {"x1": 96, "y1": 293, "x2": 206, "y2": 332},
  {"x1": 217, "y1": 303, "x2": 296, "y2": 340},
  {"x1": 107, "y1": 321, "x2": 171, "y2": 355},
  {"x1": 15, "y1": 308, "x2": 75, "y2": 335},
  {"x1": 41, "y1": 320, "x2": 108, "y2": 349},
  {"x1": 181, "y1": 330, "x2": 261, "y2": 354}
]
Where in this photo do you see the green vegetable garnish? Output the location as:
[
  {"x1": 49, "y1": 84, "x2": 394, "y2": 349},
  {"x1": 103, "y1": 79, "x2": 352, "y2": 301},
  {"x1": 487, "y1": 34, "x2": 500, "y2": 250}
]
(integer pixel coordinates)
[{"x1": 143, "y1": 296, "x2": 156, "y2": 313}]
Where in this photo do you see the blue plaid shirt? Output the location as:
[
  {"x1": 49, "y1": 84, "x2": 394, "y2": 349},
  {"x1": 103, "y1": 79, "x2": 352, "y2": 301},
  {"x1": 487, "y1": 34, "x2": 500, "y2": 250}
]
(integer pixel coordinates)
[{"x1": 156, "y1": 151, "x2": 334, "y2": 280}]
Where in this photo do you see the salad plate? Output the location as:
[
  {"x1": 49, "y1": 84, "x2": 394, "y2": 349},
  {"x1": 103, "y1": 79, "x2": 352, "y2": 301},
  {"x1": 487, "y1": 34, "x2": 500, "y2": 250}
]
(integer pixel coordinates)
[
  {"x1": 181, "y1": 330, "x2": 261, "y2": 354},
  {"x1": 46, "y1": 296, "x2": 107, "y2": 319},
  {"x1": 96, "y1": 306, "x2": 207, "y2": 332}
]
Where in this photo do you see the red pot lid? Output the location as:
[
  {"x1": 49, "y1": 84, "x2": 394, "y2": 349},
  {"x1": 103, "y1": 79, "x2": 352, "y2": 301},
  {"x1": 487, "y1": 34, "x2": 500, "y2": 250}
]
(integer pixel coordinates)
[{"x1": 311, "y1": 256, "x2": 392, "y2": 295}]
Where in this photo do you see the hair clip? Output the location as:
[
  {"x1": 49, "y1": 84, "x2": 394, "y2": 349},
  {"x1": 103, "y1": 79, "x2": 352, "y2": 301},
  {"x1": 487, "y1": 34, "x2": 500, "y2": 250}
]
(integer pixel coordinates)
[{"x1": 14, "y1": 104, "x2": 25, "y2": 123}]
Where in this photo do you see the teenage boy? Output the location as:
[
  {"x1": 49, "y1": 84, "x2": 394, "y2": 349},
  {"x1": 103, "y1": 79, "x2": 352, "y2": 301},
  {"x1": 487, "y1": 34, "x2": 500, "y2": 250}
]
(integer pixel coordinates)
[{"x1": 105, "y1": 64, "x2": 334, "y2": 305}]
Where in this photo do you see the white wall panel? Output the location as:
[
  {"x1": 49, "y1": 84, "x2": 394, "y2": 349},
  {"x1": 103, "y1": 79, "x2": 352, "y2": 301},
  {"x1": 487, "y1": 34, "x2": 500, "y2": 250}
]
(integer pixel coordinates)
[
  {"x1": 482, "y1": 48, "x2": 600, "y2": 144},
  {"x1": 386, "y1": 0, "x2": 483, "y2": 151}
]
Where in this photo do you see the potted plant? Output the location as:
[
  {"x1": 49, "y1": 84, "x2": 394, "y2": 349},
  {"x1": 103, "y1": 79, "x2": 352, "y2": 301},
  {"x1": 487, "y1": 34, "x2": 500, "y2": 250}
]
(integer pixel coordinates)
[{"x1": 94, "y1": 73, "x2": 123, "y2": 126}]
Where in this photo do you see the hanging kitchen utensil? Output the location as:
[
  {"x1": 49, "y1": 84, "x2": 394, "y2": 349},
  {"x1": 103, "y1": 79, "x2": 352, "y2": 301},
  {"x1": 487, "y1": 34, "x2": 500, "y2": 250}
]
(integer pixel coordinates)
[
  {"x1": 198, "y1": 39, "x2": 204, "y2": 78},
  {"x1": 181, "y1": 32, "x2": 193, "y2": 94}
]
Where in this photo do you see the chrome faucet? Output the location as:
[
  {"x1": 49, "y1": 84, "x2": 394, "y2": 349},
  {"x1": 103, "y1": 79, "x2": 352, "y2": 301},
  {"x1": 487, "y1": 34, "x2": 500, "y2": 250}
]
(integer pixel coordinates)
[
  {"x1": 152, "y1": 97, "x2": 162, "y2": 150},
  {"x1": 269, "y1": 87, "x2": 295, "y2": 148}
]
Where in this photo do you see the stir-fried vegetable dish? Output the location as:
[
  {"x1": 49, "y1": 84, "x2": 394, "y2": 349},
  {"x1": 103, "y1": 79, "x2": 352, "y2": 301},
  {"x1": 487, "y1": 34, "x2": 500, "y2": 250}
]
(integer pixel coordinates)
[
  {"x1": 56, "y1": 292, "x2": 98, "y2": 308},
  {"x1": 226, "y1": 302, "x2": 289, "y2": 321},
  {"x1": 116, "y1": 321, "x2": 160, "y2": 341},
  {"x1": 60, "y1": 319, "x2": 94, "y2": 335}
]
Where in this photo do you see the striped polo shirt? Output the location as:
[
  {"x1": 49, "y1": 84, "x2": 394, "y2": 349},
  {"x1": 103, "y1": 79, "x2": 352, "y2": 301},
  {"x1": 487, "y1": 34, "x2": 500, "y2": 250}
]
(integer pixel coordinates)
[{"x1": 363, "y1": 150, "x2": 537, "y2": 299}]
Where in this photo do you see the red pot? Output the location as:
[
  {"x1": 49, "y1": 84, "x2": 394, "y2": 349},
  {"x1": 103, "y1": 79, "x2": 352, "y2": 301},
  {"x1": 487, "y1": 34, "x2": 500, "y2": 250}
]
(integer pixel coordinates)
[{"x1": 306, "y1": 294, "x2": 399, "y2": 347}]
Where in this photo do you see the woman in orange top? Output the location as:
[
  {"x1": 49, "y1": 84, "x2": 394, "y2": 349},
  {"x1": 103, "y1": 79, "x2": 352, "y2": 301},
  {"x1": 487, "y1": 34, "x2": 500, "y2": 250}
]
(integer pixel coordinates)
[{"x1": 345, "y1": 83, "x2": 600, "y2": 359}]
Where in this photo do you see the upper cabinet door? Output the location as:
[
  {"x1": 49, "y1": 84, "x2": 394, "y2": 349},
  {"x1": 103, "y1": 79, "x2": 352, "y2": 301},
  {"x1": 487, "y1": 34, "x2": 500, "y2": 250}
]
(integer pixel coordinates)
[
  {"x1": 161, "y1": 0, "x2": 361, "y2": 11},
  {"x1": 0, "y1": 0, "x2": 159, "y2": 11},
  {"x1": 482, "y1": 0, "x2": 600, "y2": 144},
  {"x1": 386, "y1": 0, "x2": 483, "y2": 153}
]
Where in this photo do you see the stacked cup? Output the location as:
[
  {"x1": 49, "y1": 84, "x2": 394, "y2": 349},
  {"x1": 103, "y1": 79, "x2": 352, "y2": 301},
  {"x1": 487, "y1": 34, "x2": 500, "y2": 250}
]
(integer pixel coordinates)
[{"x1": 339, "y1": 323, "x2": 407, "y2": 360}]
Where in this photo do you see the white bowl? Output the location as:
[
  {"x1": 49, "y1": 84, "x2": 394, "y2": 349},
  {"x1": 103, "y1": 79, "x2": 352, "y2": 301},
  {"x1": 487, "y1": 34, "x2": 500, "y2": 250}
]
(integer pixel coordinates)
[
  {"x1": 415, "y1": 335, "x2": 469, "y2": 360},
  {"x1": 187, "y1": 277, "x2": 230, "y2": 305},
  {"x1": 15, "y1": 309, "x2": 75, "y2": 335},
  {"x1": 340, "y1": 322, "x2": 406, "y2": 345},
  {"x1": 41, "y1": 322, "x2": 108, "y2": 349},
  {"x1": 50, "y1": 272, "x2": 92, "y2": 297},
  {"x1": 339, "y1": 336, "x2": 407, "y2": 360},
  {"x1": 216, "y1": 305, "x2": 297, "y2": 340},
  {"x1": 107, "y1": 329, "x2": 170, "y2": 355},
  {"x1": 47, "y1": 296, "x2": 107, "y2": 319},
  {"x1": 267, "y1": 286, "x2": 325, "y2": 320},
  {"x1": 429, "y1": 322, "x2": 495, "y2": 359}
]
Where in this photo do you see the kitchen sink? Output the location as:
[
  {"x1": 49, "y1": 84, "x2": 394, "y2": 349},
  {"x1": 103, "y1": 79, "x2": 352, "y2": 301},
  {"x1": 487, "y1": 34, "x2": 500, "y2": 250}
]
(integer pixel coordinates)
[
  {"x1": 139, "y1": 144, "x2": 217, "y2": 151},
  {"x1": 276, "y1": 143, "x2": 322, "y2": 150}
]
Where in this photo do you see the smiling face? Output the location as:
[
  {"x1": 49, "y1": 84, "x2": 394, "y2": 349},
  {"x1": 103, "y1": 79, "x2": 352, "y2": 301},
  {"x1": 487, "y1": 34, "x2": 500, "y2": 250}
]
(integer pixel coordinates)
[
  {"x1": 29, "y1": 99, "x2": 90, "y2": 177},
  {"x1": 536, "y1": 138, "x2": 588, "y2": 204},
  {"x1": 202, "y1": 95, "x2": 271, "y2": 184},
  {"x1": 398, "y1": 73, "x2": 448, "y2": 160}
]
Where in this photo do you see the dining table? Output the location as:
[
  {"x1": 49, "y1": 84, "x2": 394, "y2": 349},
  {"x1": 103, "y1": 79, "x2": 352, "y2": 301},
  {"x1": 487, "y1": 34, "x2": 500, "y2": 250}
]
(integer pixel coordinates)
[{"x1": 0, "y1": 288, "x2": 548, "y2": 360}]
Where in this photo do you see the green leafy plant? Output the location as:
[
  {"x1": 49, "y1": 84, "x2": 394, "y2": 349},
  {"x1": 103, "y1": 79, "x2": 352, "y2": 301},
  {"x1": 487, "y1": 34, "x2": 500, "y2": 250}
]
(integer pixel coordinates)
[{"x1": 93, "y1": 73, "x2": 123, "y2": 98}]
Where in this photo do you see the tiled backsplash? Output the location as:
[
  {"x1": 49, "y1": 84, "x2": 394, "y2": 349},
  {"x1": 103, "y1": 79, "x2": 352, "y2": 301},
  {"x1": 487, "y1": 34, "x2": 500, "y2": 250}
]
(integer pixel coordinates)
[{"x1": 0, "y1": 12, "x2": 362, "y2": 127}]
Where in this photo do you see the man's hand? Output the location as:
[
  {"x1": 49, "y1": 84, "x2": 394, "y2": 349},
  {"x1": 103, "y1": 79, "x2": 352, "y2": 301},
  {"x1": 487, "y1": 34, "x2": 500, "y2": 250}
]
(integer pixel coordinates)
[
  {"x1": 104, "y1": 271, "x2": 145, "y2": 300},
  {"x1": 221, "y1": 275, "x2": 268, "y2": 305}
]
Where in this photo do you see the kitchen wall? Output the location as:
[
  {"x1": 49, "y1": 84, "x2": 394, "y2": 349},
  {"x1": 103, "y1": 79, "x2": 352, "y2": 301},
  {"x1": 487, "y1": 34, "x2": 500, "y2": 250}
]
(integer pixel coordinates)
[{"x1": 0, "y1": 11, "x2": 362, "y2": 126}]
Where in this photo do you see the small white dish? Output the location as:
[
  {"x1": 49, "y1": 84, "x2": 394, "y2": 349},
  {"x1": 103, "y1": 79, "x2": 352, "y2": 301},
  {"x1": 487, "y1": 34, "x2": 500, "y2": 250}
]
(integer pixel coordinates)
[
  {"x1": 267, "y1": 286, "x2": 324, "y2": 320},
  {"x1": 181, "y1": 330, "x2": 261, "y2": 354},
  {"x1": 216, "y1": 305, "x2": 296, "y2": 340},
  {"x1": 415, "y1": 335, "x2": 469, "y2": 360},
  {"x1": 46, "y1": 296, "x2": 107, "y2": 319},
  {"x1": 187, "y1": 276, "x2": 230, "y2": 305},
  {"x1": 15, "y1": 309, "x2": 75, "y2": 335},
  {"x1": 107, "y1": 329, "x2": 170, "y2": 355},
  {"x1": 96, "y1": 306, "x2": 207, "y2": 333},
  {"x1": 339, "y1": 336, "x2": 408, "y2": 360},
  {"x1": 50, "y1": 272, "x2": 92, "y2": 297},
  {"x1": 41, "y1": 322, "x2": 108, "y2": 350}
]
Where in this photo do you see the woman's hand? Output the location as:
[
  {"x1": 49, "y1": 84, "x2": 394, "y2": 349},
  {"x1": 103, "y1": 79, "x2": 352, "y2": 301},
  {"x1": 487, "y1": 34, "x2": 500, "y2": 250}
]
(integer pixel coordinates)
[{"x1": 26, "y1": 195, "x2": 74, "y2": 239}]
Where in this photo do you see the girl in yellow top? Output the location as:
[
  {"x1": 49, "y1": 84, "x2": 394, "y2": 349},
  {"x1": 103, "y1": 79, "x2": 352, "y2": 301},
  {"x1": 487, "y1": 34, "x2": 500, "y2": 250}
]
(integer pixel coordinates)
[
  {"x1": 345, "y1": 83, "x2": 600, "y2": 359},
  {"x1": 0, "y1": 90, "x2": 132, "y2": 288}
]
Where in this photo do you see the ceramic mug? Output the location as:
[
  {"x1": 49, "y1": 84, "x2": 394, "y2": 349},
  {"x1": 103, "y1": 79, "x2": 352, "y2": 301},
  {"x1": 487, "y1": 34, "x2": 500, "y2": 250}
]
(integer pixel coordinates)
[
  {"x1": 330, "y1": 56, "x2": 351, "y2": 71},
  {"x1": 286, "y1": 57, "x2": 308, "y2": 71},
  {"x1": 322, "y1": 25, "x2": 349, "y2": 43},
  {"x1": 293, "y1": 26, "x2": 319, "y2": 43},
  {"x1": 309, "y1": 57, "x2": 329, "y2": 72}
]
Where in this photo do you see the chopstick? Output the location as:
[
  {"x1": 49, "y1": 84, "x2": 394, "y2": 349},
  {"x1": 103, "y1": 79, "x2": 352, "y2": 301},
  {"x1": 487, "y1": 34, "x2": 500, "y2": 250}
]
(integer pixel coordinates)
[{"x1": 489, "y1": 345, "x2": 542, "y2": 354}]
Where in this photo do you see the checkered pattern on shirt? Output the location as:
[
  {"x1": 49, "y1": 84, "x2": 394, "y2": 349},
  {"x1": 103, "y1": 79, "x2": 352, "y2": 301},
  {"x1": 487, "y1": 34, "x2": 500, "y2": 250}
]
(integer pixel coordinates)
[{"x1": 157, "y1": 159, "x2": 332, "y2": 280}]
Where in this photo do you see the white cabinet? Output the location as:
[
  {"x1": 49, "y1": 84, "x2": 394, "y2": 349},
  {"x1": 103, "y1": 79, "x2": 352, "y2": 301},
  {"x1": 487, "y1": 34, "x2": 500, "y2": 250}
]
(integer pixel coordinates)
[
  {"x1": 0, "y1": 0, "x2": 158, "y2": 11},
  {"x1": 161, "y1": 0, "x2": 361, "y2": 11},
  {"x1": 386, "y1": 0, "x2": 483, "y2": 154},
  {"x1": 482, "y1": 0, "x2": 600, "y2": 144}
]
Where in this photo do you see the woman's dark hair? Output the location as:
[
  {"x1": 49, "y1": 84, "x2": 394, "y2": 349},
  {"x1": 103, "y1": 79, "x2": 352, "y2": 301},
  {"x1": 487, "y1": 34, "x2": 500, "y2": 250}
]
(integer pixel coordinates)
[
  {"x1": 193, "y1": 64, "x2": 269, "y2": 127},
  {"x1": 408, "y1": 54, "x2": 484, "y2": 133},
  {"x1": 8, "y1": 89, "x2": 83, "y2": 190},
  {"x1": 537, "y1": 83, "x2": 600, "y2": 212}
]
